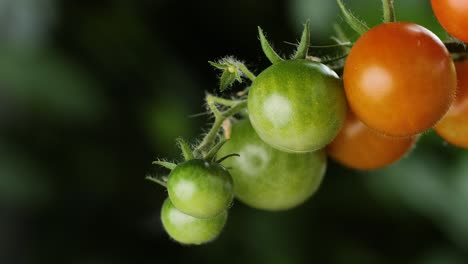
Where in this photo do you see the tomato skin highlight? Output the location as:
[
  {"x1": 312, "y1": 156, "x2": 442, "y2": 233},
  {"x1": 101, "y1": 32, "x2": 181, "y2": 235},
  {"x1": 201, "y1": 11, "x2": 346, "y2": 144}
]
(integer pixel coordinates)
[
  {"x1": 435, "y1": 60, "x2": 468, "y2": 148},
  {"x1": 343, "y1": 22, "x2": 456, "y2": 137},
  {"x1": 161, "y1": 198, "x2": 227, "y2": 245},
  {"x1": 431, "y1": 0, "x2": 468, "y2": 43},
  {"x1": 248, "y1": 59, "x2": 346, "y2": 153},
  {"x1": 218, "y1": 119, "x2": 326, "y2": 211},
  {"x1": 167, "y1": 159, "x2": 234, "y2": 219},
  {"x1": 327, "y1": 110, "x2": 417, "y2": 170}
]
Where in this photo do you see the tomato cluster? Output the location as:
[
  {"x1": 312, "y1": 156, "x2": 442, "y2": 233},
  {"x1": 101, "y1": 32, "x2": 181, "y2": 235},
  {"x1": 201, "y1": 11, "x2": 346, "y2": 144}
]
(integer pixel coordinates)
[
  {"x1": 158, "y1": 159, "x2": 233, "y2": 245},
  {"x1": 150, "y1": 0, "x2": 468, "y2": 246}
]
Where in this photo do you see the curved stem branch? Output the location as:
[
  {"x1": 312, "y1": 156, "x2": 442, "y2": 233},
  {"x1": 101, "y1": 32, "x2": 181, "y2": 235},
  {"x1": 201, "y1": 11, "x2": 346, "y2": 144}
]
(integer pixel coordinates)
[
  {"x1": 239, "y1": 64, "x2": 256, "y2": 82},
  {"x1": 320, "y1": 53, "x2": 349, "y2": 63},
  {"x1": 145, "y1": 175, "x2": 167, "y2": 187},
  {"x1": 194, "y1": 97, "x2": 247, "y2": 156},
  {"x1": 208, "y1": 94, "x2": 245, "y2": 107},
  {"x1": 206, "y1": 96, "x2": 222, "y2": 118}
]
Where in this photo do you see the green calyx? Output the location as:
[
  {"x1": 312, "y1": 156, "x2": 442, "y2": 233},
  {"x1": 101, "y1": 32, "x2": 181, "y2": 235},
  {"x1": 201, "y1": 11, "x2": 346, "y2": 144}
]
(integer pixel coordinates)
[
  {"x1": 336, "y1": 0, "x2": 397, "y2": 36},
  {"x1": 292, "y1": 20, "x2": 311, "y2": 60},
  {"x1": 209, "y1": 57, "x2": 256, "y2": 92},
  {"x1": 336, "y1": 0, "x2": 369, "y2": 35},
  {"x1": 258, "y1": 26, "x2": 284, "y2": 64},
  {"x1": 258, "y1": 20, "x2": 311, "y2": 64},
  {"x1": 176, "y1": 137, "x2": 194, "y2": 161}
]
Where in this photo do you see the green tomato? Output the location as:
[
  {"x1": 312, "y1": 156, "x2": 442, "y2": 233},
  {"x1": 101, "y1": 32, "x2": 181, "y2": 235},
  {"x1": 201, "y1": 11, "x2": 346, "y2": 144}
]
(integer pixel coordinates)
[
  {"x1": 218, "y1": 119, "x2": 326, "y2": 211},
  {"x1": 248, "y1": 59, "x2": 346, "y2": 153},
  {"x1": 161, "y1": 198, "x2": 227, "y2": 245},
  {"x1": 167, "y1": 159, "x2": 234, "y2": 218}
]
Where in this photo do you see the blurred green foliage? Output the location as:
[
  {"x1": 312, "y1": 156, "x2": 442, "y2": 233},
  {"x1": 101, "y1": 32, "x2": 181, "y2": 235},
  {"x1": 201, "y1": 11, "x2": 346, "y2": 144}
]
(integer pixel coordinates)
[{"x1": 0, "y1": 0, "x2": 467, "y2": 263}]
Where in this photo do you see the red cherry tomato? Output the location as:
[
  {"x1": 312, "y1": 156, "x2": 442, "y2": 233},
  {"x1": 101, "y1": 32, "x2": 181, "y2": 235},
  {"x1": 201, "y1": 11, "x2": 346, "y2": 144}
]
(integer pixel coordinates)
[
  {"x1": 435, "y1": 60, "x2": 468, "y2": 148},
  {"x1": 327, "y1": 109, "x2": 417, "y2": 170},
  {"x1": 344, "y1": 22, "x2": 456, "y2": 137},
  {"x1": 431, "y1": 0, "x2": 468, "y2": 42}
]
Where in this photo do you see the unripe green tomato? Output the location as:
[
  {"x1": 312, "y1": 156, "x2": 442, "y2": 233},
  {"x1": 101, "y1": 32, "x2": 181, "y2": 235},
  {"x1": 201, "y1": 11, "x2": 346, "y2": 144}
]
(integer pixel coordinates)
[
  {"x1": 161, "y1": 198, "x2": 227, "y2": 245},
  {"x1": 218, "y1": 119, "x2": 326, "y2": 211},
  {"x1": 167, "y1": 159, "x2": 234, "y2": 218},
  {"x1": 248, "y1": 59, "x2": 346, "y2": 153}
]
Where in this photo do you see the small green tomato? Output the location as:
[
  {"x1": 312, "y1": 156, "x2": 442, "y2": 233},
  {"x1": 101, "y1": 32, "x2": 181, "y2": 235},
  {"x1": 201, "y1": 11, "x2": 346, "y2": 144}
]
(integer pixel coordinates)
[
  {"x1": 167, "y1": 159, "x2": 234, "y2": 218},
  {"x1": 218, "y1": 119, "x2": 326, "y2": 211},
  {"x1": 248, "y1": 59, "x2": 346, "y2": 153},
  {"x1": 161, "y1": 198, "x2": 227, "y2": 245}
]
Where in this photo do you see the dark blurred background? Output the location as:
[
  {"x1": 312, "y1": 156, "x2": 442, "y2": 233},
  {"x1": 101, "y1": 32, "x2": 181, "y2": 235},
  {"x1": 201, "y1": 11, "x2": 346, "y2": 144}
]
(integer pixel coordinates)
[{"x1": 0, "y1": 0, "x2": 467, "y2": 263}]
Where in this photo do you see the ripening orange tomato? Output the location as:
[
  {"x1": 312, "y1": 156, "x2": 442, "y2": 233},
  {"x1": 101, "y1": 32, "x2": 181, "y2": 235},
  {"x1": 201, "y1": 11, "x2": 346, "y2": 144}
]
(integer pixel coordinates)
[
  {"x1": 327, "y1": 110, "x2": 417, "y2": 170},
  {"x1": 434, "y1": 60, "x2": 468, "y2": 148},
  {"x1": 344, "y1": 22, "x2": 456, "y2": 137},
  {"x1": 431, "y1": 0, "x2": 468, "y2": 43}
]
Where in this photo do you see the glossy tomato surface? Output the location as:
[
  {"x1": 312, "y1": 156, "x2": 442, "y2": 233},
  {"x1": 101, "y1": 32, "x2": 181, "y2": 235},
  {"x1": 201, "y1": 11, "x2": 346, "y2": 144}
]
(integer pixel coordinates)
[
  {"x1": 167, "y1": 159, "x2": 233, "y2": 218},
  {"x1": 344, "y1": 22, "x2": 456, "y2": 137},
  {"x1": 327, "y1": 109, "x2": 417, "y2": 170},
  {"x1": 435, "y1": 60, "x2": 468, "y2": 148},
  {"x1": 218, "y1": 119, "x2": 326, "y2": 211},
  {"x1": 431, "y1": 0, "x2": 468, "y2": 42},
  {"x1": 248, "y1": 59, "x2": 346, "y2": 153},
  {"x1": 161, "y1": 198, "x2": 227, "y2": 245}
]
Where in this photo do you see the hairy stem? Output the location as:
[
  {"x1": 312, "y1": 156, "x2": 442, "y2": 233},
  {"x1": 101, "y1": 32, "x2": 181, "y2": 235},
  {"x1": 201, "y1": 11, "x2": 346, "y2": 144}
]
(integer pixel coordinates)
[
  {"x1": 145, "y1": 175, "x2": 167, "y2": 187},
  {"x1": 209, "y1": 94, "x2": 245, "y2": 107},
  {"x1": 239, "y1": 64, "x2": 256, "y2": 82},
  {"x1": 336, "y1": 0, "x2": 369, "y2": 35},
  {"x1": 293, "y1": 20, "x2": 310, "y2": 60},
  {"x1": 194, "y1": 96, "x2": 247, "y2": 156},
  {"x1": 258, "y1": 26, "x2": 284, "y2": 64}
]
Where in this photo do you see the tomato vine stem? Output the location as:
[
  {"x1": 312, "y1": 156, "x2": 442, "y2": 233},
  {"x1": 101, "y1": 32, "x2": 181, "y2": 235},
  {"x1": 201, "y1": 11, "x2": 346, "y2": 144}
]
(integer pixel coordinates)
[
  {"x1": 382, "y1": 0, "x2": 396, "y2": 23},
  {"x1": 152, "y1": 160, "x2": 177, "y2": 170},
  {"x1": 319, "y1": 54, "x2": 348, "y2": 63},
  {"x1": 208, "y1": 95, "x2": 246, "y2": 107},
  {"x1": 145, "y1": 175, "x2": 167, "y2": 187},
  {"x1": 194, "y1": 95, "x2": 247, "y2": 156},
  {"x1": 239, "y1": 64, "x2": 256, "y2": 82},
  {"x1": 333, "y1": 24, "x2": 351, "y2": 46},
  {"x1": 284, "y1": 41, "x2": 353, "y2": 49}
]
